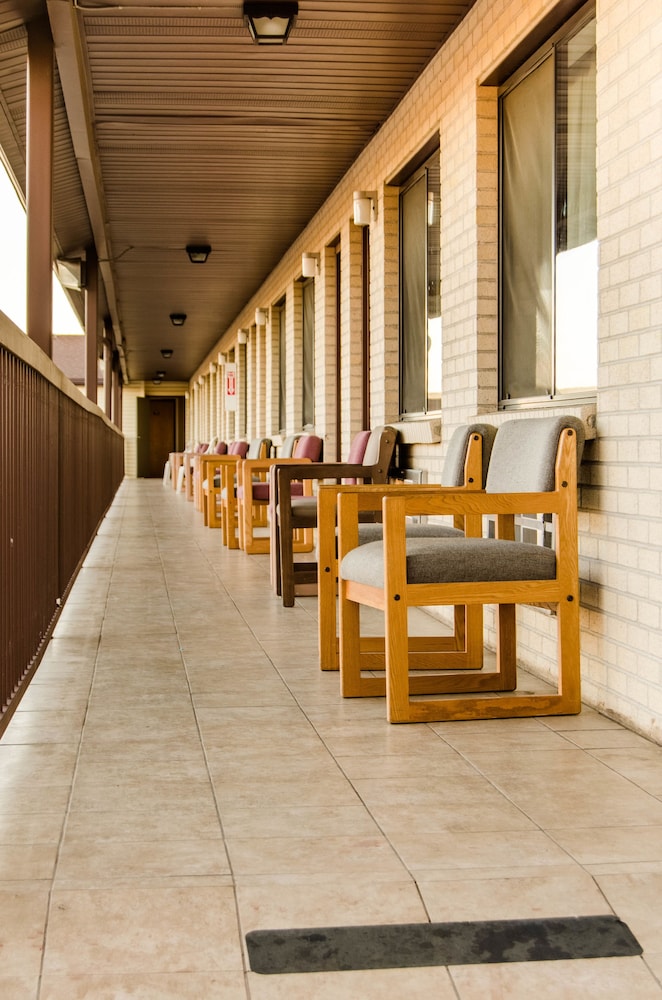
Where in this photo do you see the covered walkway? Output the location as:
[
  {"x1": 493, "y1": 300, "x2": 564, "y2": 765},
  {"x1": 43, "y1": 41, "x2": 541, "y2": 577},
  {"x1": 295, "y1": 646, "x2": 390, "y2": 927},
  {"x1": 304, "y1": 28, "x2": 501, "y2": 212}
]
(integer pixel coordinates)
[{"x1": 2, "y1": 479, "x2": 662, "y2": 998}]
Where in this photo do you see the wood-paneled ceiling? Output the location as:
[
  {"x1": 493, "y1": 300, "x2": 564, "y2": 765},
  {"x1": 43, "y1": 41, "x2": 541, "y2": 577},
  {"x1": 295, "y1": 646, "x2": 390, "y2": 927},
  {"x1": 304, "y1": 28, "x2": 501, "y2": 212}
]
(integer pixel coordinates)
[{"x1": 0, "y1": 1, "x2": 476, "y2": 382}]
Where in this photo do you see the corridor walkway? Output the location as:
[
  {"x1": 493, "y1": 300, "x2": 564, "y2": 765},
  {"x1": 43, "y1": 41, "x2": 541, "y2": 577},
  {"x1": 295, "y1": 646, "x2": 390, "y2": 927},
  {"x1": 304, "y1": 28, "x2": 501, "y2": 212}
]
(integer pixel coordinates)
[{"x1": 2, "y1": 479, "x2": 662, "y2": 998}]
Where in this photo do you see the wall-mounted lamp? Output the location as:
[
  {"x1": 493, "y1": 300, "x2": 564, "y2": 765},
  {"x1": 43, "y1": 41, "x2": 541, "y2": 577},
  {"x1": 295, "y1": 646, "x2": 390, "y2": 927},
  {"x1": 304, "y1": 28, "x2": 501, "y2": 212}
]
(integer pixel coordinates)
[
  {"x1": 185, "y1": 244, "x2": 211, "y2": 263},
  {"x1": 55, "y1": 257, "x2": 86, "y2": 289},
  {"x1": 160, "y1": 348, "x2": 173, "y2": 359},
  {"x1": 243, "y1": 1, "x2": 298, "y2": 44},
  {"x1": 185, "y1": 391, "x2": 189, "y2": 400},
  {"x1": 210, "y1": 363, "x2": 218, "y2": 374},
  {"x1": 237, "y1": 328, "x2": 249, "y2": 345},
  {"x1": 301, "y1": 252, "x2": 320, "y2": 278},
  {"x1": 254, "y1": 307, "x2": 268, "y2": 326},
  {"x1": 170, "y1": 313, "x2": 187, "y2": 326},
  {"x1": 353, "y1": 190, "x2": 377, "y2": 226},
  {"x1": 218, "y1": 352, "x2": 227, "y2": 364}
]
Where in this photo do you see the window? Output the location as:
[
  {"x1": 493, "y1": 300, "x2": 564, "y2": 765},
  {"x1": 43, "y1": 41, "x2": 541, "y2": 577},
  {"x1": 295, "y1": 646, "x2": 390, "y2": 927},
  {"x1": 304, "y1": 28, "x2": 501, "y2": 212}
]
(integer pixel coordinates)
[
  {"x1": 301, "y1": 278, "x2": 315, "y2": 426},
  {"x1": 400, "y1": 152, "x2": 441, "y2": 416},
  {"x1": 500, "y1": 10, "x2": 596, "y2": 404}
]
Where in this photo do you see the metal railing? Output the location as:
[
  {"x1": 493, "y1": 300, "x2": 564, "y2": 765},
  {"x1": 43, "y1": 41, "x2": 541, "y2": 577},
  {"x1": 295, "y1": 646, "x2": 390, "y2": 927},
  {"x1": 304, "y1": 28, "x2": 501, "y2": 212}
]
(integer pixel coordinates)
[{"x1": 1, "y1": 315, "x2": 124, "y2": 731}]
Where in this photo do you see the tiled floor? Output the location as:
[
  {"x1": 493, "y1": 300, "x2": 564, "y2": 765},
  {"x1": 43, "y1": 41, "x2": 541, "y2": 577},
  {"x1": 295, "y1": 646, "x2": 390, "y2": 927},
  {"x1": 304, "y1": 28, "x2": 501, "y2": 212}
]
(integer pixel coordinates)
[{"x1": 2, "y1": 478, "x2": 662, "y2": 999}]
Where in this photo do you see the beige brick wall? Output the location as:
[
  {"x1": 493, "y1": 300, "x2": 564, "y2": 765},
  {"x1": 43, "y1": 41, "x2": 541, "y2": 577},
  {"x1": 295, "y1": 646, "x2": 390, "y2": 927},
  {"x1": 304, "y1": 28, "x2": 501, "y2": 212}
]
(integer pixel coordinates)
[{"x1": 185, "y1": 0, "x2": 661, "y2": 740}]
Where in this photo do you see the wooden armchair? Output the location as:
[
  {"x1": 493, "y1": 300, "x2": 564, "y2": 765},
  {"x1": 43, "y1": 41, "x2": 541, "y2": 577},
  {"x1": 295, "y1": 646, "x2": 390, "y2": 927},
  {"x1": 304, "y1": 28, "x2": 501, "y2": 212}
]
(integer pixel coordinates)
[
  {"x1": 316, "y1": 423, "x2": 496, "y2": 671},
  {"x1": 338, "y1": 416, "x2": 585, "y2": 723},
  {"x1": 238, "y1": 434, "x2": 323, "y2": 554},
  {"x1": 201, "y1": 441, "x2": 248, "y2": 529},
  {"x1": 271, "y1": 426, "x2": 397, "y2": 607},
  {"x1": 192, "y1": 440, "x2": 227, "y2": 512},
  {"x1": 220, "y1": 437, "x2": 272, "y2": 548},
  {"x1": 180, "y1": 442, "x2": 208, "y2": 499}
]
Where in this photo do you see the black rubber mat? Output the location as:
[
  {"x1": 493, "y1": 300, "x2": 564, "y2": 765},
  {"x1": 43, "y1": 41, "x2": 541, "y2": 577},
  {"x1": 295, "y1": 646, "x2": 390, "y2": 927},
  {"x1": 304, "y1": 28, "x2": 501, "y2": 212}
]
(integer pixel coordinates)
[{"x1": 246, "y1": 915, "x2": 642, "y2": 975}]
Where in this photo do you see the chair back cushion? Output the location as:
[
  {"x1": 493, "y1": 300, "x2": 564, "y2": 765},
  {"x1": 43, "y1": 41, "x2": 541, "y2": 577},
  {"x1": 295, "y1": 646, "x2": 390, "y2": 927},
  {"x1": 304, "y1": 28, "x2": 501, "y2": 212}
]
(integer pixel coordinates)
[
  {"x1": 441, "y1": 423, "x2": 497, "y2": 488},
  {"x1": 362, "y1": 426, "x2": 397, "y2": 470},
  {"x1": 346, "y1": 430, "x2": 372, "y2": 464},
  {"x1": 293, "y1": 434, "x2": 323, "y2": 460},
  {"x1": 280, "y1": 435, "x2": 299, "y2": 458},
  {"x1": 486, "y1": 416, "x2": 585, "y2": 493},
  {"x1": 229, "y1": 441, "x2": 249, "y2": 458},
  {"x1": 247, "y1": 437, "x2": 272, "y2": 460},
  {"x1": 213, "y1": 440, "x2": 228, "y2": 454}
]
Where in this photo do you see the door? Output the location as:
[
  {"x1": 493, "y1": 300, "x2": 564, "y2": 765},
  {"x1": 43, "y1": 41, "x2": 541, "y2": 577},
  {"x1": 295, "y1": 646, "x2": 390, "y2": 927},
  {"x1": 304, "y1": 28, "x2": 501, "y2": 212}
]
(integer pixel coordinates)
[{"x1": 137, "y1": 397, "x2": 176, "y2": 477}]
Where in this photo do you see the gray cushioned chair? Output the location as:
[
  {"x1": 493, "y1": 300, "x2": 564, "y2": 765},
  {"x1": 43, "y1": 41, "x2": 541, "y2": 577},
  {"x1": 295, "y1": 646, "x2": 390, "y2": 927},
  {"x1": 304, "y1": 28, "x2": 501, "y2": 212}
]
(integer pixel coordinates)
[
  {"x1": 338, "y1": 416, "x2": 585, "y2": 723},
  {"x1": 316, "y1": 422, "x2": 496, "y2": 670}
]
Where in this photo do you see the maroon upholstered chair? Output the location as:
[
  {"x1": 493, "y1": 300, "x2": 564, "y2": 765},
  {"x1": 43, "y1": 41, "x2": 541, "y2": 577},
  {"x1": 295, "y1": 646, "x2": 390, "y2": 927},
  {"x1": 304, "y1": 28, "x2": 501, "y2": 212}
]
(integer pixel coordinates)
[
  {"x1": 220, "y1": 437, "x2": 272, "y2": 548},
  {"x1": 201, "y1": 440, "x2": 249, "y2": 528},
  {"x1": 238, "y1": 434, "x2": 323, "y2": 553}
]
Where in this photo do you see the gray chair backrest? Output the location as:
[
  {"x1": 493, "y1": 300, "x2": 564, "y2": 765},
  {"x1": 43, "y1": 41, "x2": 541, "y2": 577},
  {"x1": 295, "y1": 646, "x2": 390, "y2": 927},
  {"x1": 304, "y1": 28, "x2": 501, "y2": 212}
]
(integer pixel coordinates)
[
  {"x1": 441, "y1": 423, "x2": 497, "y2": 488},
  {"x1": 362, "y1": 426, "x2": 397, "y2": 469},
  {"x1": 246, "y1": 437, "x2": 272, "y2": 460},
  {"x1": 280, "y1": 435, "x2": 300, "y2": 458},
  {"x1": 486, "y1": 416, "x2": 585, "y2": 493}
]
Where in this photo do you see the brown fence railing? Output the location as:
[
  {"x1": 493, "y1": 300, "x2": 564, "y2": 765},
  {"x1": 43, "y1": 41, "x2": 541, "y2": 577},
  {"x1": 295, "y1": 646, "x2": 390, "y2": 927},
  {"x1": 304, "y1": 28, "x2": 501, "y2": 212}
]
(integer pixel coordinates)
[{"x1": 1, "y1": 316, "x2": 124, "y2": 731}]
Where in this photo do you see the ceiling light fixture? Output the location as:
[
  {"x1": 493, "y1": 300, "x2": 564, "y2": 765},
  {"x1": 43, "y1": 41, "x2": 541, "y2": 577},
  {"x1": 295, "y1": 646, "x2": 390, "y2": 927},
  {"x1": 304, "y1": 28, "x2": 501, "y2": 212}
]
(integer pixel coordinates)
[
  {"x1": 156, "y1": 370, "x2": 166, "y2": 379},
  {"x1": 169, "y1": 313, "x2": 187, "y2": 326},
  {"x1": 185, "y1": 244, "x2": 211, "y2": 263},
  {"x1": 160, "y1": 348, "x2": 173, "y2": 359},
  {"x1": 243, "y1": 2, "x2": 298, "y2": 44}
]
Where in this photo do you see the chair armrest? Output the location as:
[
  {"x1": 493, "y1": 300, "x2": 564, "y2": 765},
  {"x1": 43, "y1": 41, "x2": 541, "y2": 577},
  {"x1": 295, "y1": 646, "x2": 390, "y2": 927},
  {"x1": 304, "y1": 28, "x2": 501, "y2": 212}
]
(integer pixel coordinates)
[
  {"x1": 387, "y1": 489, "x2": 567, "y2": 519},
  {"x1": 241, "y1": 457, "x2": 312, "y2": 497},
  {"x1": 277, "y1": 461, "x2": 367, "y2": 484}
]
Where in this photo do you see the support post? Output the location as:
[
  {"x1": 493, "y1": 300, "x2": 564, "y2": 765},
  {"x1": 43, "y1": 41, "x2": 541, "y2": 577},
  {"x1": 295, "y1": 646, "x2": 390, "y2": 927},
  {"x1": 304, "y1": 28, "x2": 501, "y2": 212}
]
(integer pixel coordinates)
[
  {"x1": 26, "y1": 17, "x2": 54, "y2": 356},
  {"x1": 85, "y1": 246, "x2": 99, "y2": 403}
]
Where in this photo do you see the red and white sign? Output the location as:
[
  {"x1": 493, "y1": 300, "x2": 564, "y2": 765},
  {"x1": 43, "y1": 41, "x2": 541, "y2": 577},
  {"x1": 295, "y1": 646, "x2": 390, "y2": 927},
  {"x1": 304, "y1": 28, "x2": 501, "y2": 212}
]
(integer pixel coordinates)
[{"x1": 224, "y1": 363, "x2": 237, "y2": 411}]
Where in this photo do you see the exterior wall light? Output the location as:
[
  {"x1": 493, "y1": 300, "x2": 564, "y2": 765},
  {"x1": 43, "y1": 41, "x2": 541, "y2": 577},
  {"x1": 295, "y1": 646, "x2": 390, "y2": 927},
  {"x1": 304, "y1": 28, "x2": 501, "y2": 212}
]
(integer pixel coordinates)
[
  {"x1": 301, "y1": 252, "x2": 320, "y2": 277},
  {"x1": 237, "y1": 329, "x2": 249, "y2": 345},
  {"x1": 353, "y1": 190, "x2": 377, "y2": 226},
  {"x1": 55, "y1": 257, "x2": 86, "y2": 289},
  {"x1": 255, "y1": 307, "x2": 268, "y2": 326}
]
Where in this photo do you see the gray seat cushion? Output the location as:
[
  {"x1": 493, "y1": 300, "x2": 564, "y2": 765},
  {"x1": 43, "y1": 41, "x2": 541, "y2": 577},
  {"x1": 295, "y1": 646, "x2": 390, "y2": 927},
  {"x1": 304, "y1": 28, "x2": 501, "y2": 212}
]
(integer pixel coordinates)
[{"x1": 341, "y1": 536, "x2": 556, "y2": 589}]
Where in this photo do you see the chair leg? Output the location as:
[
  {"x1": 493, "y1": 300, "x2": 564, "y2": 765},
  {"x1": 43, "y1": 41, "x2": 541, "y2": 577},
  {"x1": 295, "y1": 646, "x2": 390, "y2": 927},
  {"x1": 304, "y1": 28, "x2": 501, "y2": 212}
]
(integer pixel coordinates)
[
  {"x1": 279, "y1": 511, "x2": 296, "y2": 607},
  {"x1": 556, "y1": 595, "x2": 581, "y2": 713},
  {"x1": 339, "y1": 590, "x2": 385, "y2": 698},
  {"x1": 270, "y1": 518, "x2": 282, "y2": 595}
]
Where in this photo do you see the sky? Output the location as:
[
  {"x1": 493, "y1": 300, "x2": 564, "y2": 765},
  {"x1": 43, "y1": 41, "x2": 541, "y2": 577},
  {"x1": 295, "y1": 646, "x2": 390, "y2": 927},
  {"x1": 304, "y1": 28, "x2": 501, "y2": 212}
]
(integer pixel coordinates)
[{"x1": 0, "y1": 157, "x2": 84, "y2": 335}]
